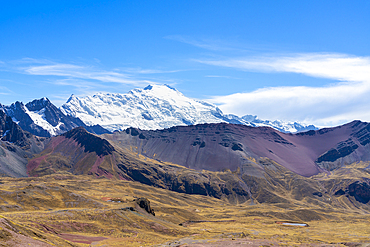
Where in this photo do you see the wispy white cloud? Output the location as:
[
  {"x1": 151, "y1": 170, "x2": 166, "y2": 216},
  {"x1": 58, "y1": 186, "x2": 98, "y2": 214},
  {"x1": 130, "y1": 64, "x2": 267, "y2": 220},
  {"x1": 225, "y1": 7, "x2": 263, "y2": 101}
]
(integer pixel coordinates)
[
  {"x1": 199, "y1": 53, "x2": 370, "y2": 83},
  {"x1": 205, "y1": 75, "x2": 240, "y2": 79},
  {"x1": 204, "y1": 53, "x2": 370, "y2": 127},
  {"x1": 24, "y1": 63, "x2": 155, "y2": 86},
  {"x1": 7, "y1": 60, "x2": 183, "y2": 105},
  {"x1": 165, "y1": 35, "x2": 234, "y2": 51},
  {"x1": 120, "y1": 67, "x2": 183, "y2": 74},
  {"x1": 51, "y1": 78, "x2": 106, "y2": 91},
  {"x1": 12, "y1": 58, "x2": 53, "y2": 64},
  {"x1": 0, "y1": 86, "x2": 13, "y2": 95}
]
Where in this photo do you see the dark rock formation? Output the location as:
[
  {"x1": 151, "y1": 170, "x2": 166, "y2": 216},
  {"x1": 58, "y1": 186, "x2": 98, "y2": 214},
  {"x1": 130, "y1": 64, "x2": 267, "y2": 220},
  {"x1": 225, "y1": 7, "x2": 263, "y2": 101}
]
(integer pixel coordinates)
[
  {"x1": 134, "y1": 198, "x2": 155, "y2": 216},
  {"x1": 348, "y1": 181, "x2": 370, "y2": 204},
  {"x1": 312, "y1": 192, "x2": 323, "y2": 197},
  {"x1": 352, "y1": 122, "x2": 370, "y2": 146},
  {"x1": 0, "y1": 110, "x2": 31, "y2": 147},
  {"x1": 334, "y1": 189, "x2": 345, "y2": 196},
  {"x1": 334, "y1": 182, "x2": 370, "y2": 204},
  {"x1": 316, "y1": 139, "x2": 359, "y2": 163}
]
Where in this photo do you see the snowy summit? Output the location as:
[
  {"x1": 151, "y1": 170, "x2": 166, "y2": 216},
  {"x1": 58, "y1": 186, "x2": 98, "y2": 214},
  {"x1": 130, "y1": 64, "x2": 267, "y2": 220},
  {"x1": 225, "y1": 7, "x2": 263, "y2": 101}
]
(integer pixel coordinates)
[
  {"x1": 60, "y1": 84, "x2": 317, "y2": 133},
  {"x1": 60, "y1": 84, "x2": 226, "y2": 132}
]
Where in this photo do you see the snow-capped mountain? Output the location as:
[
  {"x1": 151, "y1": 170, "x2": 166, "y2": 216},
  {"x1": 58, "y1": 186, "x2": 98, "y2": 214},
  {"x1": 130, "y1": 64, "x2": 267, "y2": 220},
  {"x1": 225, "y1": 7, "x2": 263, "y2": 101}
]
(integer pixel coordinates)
[
  {"x1": 61, "y1": 85, "x2": 227, "y2": 132},
  {"x1": 0, "y1": 98, "x2": 109, "y2": 137},
  {"x1": 60, "y1": 84, "x2": 317, "y2": 133},
  {"x1": 225, "y1": 114, "x2": 317, "y2": 133}
]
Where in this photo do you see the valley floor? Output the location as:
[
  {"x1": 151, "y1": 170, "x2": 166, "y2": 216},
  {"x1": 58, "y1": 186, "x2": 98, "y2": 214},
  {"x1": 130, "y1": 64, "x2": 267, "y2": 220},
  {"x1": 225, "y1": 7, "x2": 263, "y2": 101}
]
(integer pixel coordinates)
[{"x1": 0, "y1": 174, "x2": 369, "y2": 246}]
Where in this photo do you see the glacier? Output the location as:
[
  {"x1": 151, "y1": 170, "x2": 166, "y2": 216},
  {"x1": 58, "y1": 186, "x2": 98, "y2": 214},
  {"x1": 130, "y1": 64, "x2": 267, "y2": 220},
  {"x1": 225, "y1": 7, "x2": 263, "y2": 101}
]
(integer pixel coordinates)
[{"x1": 60, "y1": 84, "x2": 317, "y2": 133}]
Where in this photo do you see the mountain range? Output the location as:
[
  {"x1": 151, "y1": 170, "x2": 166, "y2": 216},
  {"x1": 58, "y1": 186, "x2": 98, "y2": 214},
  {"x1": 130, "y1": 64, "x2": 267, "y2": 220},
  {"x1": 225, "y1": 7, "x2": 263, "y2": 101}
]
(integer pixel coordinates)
[
  {"x1": 2, "y1": 88, "x2": 370, "y2": 246},
  {"x1": 0, "y1": 97, "x2": 109, "y2": 137},
  {"x1": 60, "y1": 84, "x2": 317, "y2": 133},
  {"x1": 1, "y1": 106, "x2": 370, "y2": 205},
  {"x1": 0, "y1": 100, "x2": 370, "y2": 246},
  {"x1": 1, "y1": 84, "x2": 370, "y2": 206},
  {"x1": 0, "y1": 84, "x2": 318, "y2": 138}
]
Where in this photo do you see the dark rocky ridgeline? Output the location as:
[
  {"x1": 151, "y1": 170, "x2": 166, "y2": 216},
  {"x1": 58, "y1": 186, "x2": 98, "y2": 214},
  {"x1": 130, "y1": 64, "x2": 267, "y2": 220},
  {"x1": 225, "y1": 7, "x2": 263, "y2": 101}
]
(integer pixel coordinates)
[
  {"x1": 1, "y1": 101, "x2": 49, "y2": 137},
  {"x1": 62, "y1": 127, "x2": 115, "y2": 156},
  {"x1": 316, "y1": 121, "x2": 370, "y2": 171},
  {"x1": 352, "y1": 122, "x2": 370, "y2": 147},
  {"x1": 115, "y1": 155, "x2": 251, "y2": 204},
  {"x1": 316, "y1": 139, "x2": 359, "y2": 163},
  {"x1": 0, "y1": 110, "x2": 49, "y2": 177},
  {"x1": 0, "y1": 109, "x2": 32, "y2": 147},
  {"x1": 1, "y1": 98, "x2": 110, "y2": 138}
]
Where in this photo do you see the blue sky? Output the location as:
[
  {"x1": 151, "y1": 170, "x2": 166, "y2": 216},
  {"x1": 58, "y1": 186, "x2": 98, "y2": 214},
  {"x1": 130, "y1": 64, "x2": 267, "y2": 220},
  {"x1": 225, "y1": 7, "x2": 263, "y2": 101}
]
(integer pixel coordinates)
[{"x1": 1, "y1": 1, "x2": 370, "y2": 127}]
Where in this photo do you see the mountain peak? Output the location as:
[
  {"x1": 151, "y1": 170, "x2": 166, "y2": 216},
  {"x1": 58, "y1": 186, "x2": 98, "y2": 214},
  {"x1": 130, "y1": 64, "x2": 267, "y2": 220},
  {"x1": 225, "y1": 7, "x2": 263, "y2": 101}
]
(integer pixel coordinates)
[
  {"x1": 143, "y1": 84, "x2": 177, "y2": 91},
  {"x1": 66, "y1": 94, "x2": 78, "y2": 104},
  {"x1": 143, "y1": 85, "x2": 153, "y2": 90},
  {"x1": 25, "y1": 97, "x2": 51, "y2": 111},
  {"x1": 62, "y1": 127, "x2": 114, "y2": 156},
  {"x1": 60, "y1": 84, "x2": 224, "y2": 131}
]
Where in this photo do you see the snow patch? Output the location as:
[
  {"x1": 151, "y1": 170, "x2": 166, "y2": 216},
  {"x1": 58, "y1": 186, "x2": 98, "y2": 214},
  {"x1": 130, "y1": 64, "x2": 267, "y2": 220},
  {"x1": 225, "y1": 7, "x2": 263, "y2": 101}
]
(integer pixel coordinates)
[
  {"x1": 2, "y1": 130, "x2": 10, "y2": 138},
  {"x1": 24, "y1": 106, "x2": 63, "y2": 136}
]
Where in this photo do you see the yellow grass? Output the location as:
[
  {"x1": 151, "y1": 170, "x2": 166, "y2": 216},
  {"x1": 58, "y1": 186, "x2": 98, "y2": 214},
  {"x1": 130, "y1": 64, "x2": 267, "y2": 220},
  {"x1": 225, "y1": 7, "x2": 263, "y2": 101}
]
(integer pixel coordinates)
[{"x1": 0, "y1": 173, "x2": 369, "y2": 246}]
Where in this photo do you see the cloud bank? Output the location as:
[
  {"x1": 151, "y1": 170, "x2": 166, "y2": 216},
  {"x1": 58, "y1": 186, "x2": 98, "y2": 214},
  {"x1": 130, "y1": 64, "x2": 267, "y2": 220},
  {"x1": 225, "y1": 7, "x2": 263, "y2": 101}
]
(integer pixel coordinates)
[{"x1": 202, "y1": 53, "x2": 370, "y2": 127}]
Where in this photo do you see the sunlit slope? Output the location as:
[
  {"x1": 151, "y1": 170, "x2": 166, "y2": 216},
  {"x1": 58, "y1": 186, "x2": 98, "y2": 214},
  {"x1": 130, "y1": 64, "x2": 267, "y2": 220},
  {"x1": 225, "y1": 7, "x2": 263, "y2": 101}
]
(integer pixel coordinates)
[
  {"x1": 1, "y1": 173, "x2": 370, "y2": 246},
  {"x1": 107, "y1": 121, "x2": 370, "y2": 177},
  {"x1": 27, "y1": 127, "x2": 252, "y2": 203},
  {"x1": 27, "y1": 124, "x2": 370, "y2": 208}
]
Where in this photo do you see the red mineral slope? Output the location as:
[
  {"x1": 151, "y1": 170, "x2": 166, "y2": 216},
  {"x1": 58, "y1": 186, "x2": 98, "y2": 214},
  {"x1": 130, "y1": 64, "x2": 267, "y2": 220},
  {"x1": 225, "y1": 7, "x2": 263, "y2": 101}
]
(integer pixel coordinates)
[
  {"x1": 106, "y1": 121, "x2": 370, "y2": 177},
  {"x1": 27, "y1": 127, "x2": 120, "y2": 179}
]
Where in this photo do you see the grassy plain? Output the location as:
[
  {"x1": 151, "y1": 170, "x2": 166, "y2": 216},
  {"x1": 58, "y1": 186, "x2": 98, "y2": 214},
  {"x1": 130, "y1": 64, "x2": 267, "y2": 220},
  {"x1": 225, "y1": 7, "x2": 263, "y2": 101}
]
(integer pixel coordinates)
[{"x1": 0, "y1": 173, "x2": 369, "y2": 246}]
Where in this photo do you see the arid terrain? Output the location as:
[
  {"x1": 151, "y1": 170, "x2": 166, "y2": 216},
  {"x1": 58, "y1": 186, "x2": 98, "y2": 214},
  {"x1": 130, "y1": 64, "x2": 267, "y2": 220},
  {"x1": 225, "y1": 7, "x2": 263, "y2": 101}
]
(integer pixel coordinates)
[
  {"x1": 2, "y1": 116, "x2": 370, "y2": 246},
  {"x1": 1, "y1": 168, "x2": 370, "y2": 246}
]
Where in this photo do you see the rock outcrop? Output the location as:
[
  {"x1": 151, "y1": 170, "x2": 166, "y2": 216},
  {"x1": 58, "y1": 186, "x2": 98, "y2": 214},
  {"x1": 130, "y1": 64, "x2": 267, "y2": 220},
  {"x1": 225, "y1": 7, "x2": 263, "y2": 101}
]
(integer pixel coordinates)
[{"x1": 134, "y1": 198, "x2": 155, "y2": 216}]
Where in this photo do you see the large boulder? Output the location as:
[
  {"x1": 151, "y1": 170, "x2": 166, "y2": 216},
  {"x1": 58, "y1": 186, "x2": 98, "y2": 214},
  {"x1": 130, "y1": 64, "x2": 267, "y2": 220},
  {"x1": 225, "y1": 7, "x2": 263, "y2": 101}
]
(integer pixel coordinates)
[{"x1": 134, "y1": 198, "x2": 155, "y2": 216}]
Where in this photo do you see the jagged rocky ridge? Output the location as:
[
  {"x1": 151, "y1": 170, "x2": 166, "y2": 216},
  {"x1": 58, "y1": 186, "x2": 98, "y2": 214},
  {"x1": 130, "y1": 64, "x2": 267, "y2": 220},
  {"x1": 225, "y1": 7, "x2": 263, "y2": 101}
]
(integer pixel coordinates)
[
  {"x1": 0, "y1": 98, "x2": 110, "y2": 137},
  {"x1": 0, "y1": 109, "x2": 30, "y2": 146},
  {"x1": 0, "y1": 110, "x2": 49, "y2": 177}
]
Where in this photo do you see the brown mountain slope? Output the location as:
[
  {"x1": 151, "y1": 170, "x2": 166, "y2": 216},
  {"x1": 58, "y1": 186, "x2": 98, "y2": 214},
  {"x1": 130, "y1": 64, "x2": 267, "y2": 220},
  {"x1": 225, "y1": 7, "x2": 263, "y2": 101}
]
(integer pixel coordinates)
[
  {"x1": 27, "y1": 127, "x2": 125, "y2": 179},
  {"x1": 106, "y1": 121, "x2": 370, "y2": 177},
  {"x1": 27, "y1": 127, "x2": 253, "y2": 203},
  {"x1": 26, "y1": 124, "x2": 370, "y2": 207}
]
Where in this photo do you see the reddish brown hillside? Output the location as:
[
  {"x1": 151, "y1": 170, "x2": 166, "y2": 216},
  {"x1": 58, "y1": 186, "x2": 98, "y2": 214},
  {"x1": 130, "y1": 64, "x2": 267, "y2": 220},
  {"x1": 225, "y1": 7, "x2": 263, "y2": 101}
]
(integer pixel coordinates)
[
  {"x1": 27, "y1": 127, "x2": 124, "y2": 179},
  {"x1": 106, "y1": 121, "x2": 370, "y2": 177}
]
